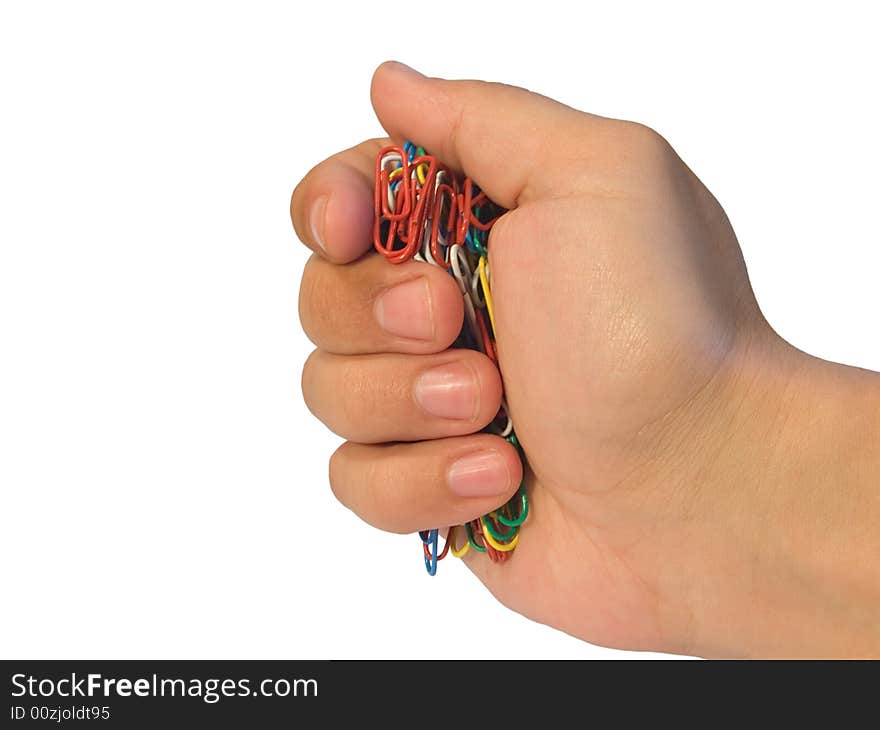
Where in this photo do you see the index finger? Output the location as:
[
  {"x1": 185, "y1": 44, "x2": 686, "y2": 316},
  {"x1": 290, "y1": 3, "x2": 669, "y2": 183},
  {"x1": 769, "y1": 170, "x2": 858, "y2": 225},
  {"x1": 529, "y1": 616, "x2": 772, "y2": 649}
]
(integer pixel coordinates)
[{"x1": 290, "y1": 138, "x2": 387, "y2": 263}]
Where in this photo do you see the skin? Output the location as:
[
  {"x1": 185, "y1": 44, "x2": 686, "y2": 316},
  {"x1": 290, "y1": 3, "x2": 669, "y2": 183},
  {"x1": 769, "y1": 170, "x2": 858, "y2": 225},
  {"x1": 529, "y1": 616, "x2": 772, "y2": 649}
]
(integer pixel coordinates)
[{"x1": 292, "y1": 61, "x2": 880, "y2": 658}]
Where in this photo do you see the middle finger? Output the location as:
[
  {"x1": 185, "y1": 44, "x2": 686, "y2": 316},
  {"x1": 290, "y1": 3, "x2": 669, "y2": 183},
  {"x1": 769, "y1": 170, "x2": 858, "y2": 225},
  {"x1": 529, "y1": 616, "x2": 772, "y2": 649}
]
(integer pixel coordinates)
[{"x1": 299, "y1": 252, "x2": 464, "y2": 355}]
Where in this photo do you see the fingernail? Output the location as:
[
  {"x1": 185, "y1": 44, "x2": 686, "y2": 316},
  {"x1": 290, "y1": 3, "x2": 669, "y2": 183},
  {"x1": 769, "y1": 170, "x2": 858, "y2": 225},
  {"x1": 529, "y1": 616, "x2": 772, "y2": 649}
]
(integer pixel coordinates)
[
  {"x1": 310, "y1": 196, "x2": 328, "y2": 251},
  {"x1": 414, "y1": 363, "x2": 479, "y2": 421},
  {"x1": 386, "y1": 60, "x2": 424, "y2": 78},
  {"x1": 447, "y1": 451, "x2": 511, "y2": 498},
  {"x1": 374, "y1": 278, "x2": 433, "y2": 341}
]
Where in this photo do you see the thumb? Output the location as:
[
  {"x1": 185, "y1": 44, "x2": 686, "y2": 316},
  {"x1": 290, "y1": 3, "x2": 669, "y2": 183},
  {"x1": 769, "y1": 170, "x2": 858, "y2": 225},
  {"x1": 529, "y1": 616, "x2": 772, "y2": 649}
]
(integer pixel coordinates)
[{"x1": 370, "y1": 61, "x2": 596, "y2": 208}]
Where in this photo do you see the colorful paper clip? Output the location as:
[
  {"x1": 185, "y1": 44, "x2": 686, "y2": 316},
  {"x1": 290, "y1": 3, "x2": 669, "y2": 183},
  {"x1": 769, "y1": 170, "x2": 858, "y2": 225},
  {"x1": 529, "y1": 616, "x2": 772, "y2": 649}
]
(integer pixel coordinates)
[{"x1": 374, "y1": 141, "x2": 529, "y2": 574}]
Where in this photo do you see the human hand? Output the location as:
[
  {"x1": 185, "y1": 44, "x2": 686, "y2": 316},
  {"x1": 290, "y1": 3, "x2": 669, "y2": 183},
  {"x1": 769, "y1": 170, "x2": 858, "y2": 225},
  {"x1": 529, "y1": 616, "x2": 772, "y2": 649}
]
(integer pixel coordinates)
[{"x1": 292, "y1": 62, "x2": 880, "y2": 657}]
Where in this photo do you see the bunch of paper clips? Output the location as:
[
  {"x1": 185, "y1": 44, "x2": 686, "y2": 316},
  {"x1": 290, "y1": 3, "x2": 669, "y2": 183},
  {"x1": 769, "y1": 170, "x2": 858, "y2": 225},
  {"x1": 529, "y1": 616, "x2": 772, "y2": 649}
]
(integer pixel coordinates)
[{"x1": 373, "y1": 141, "x2": 529, "y2": 575}]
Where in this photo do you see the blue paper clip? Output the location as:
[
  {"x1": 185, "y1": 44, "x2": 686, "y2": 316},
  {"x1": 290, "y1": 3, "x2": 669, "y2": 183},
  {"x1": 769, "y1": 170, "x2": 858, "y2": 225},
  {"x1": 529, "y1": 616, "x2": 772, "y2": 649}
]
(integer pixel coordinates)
[{"x1": 418, "y1": 529, "x2": 439, "y2": 576}]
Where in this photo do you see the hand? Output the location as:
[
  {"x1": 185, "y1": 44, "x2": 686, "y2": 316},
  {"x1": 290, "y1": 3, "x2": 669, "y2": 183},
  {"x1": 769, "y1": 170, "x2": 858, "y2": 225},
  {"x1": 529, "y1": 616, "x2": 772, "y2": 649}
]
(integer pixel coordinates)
[{"x1": 292, "y1": 62, "x2": 880, "y2": 657}]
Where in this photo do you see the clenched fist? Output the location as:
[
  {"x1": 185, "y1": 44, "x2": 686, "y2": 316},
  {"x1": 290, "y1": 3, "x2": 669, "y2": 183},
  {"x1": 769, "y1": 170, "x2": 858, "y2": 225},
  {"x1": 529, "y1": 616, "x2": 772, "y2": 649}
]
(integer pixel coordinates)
[{"x1": 292, "y1": 62, "x2": 880, "y2": 658}]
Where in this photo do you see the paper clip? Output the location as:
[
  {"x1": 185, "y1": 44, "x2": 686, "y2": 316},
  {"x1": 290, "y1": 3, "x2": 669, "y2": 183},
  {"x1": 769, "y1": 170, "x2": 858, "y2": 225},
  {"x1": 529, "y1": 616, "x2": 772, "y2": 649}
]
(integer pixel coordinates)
[
  {"x1": 419, "y1": 529, "x2": 439, "y2": 576},
  {"x1": 374, "y1": 141, "x2": 529, "y2": 575}
]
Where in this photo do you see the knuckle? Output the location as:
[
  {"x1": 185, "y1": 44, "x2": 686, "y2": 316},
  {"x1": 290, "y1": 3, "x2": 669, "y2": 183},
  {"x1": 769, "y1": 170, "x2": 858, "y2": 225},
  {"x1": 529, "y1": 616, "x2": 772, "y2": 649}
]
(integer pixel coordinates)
[
  {"x1": 622, "y1": 120, "x2": 666, "y2": 146},
  {"x1": 337, "y1": 358, "x2": 405, "y2": 436},
  {"x1": 338, "y1": 359, "x2": 373, "y2": 427},
  {"x1": 444, "y1": 104, "x2": 467, "y2": 168},
  {"x1": 620, "y1": 121, "x2": 674, "y2": 165},
  {"x1": 575, "y1": 120, "x2": 677, "y2": 192},
  {"x1": 297, "y1": 255, "x2": 330, "y2": 344},
  {"x1": 327, "y1": 444, "x2": 350, "y2": 504},
  {"x1": 300, "y1": 349, "x2": 322, "y2": 415}
]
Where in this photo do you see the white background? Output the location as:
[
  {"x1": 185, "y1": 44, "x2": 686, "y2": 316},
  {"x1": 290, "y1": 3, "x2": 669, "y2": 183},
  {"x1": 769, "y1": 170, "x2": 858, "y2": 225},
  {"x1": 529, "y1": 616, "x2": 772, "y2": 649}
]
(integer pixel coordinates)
[{"x1": 1, "y1": 1, "x2": 877, "y2": 659}]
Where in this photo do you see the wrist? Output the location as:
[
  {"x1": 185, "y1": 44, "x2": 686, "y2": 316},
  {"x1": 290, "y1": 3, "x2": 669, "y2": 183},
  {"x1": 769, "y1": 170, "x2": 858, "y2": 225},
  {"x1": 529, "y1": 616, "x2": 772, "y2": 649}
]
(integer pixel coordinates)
[{"x1": 680, "y1": 327, "x2": 880, "y2": 657}]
